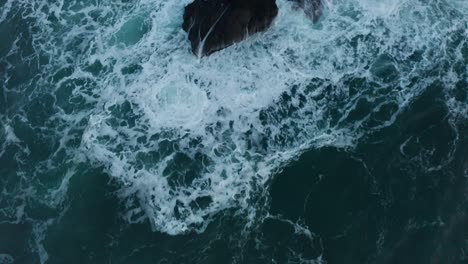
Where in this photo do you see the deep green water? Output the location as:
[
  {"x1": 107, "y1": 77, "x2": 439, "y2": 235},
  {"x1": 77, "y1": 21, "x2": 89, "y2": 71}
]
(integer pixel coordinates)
[{"x1": 1, "y1": 0, "x2": 467, "y2": 263}]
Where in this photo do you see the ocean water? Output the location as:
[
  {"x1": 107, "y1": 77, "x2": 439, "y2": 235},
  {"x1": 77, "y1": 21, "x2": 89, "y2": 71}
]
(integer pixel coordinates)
[{"x1": 0, "y1": 0, "x2": 467, "y2": 263}]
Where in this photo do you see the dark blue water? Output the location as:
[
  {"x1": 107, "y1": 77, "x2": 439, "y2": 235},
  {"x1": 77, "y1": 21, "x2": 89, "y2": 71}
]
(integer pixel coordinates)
[{"x1": 1, "y1": 0, "x2": 467, "y2": 263}]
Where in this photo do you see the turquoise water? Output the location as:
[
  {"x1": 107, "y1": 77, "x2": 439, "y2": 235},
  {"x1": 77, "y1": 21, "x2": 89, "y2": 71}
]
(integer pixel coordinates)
[{"x1": 0, "y1": 0, "x2": 467, "y2": 263}]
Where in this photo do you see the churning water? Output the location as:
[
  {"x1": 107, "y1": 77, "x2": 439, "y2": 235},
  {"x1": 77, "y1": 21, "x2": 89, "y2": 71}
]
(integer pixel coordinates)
[{"x1": 0, "y1": 0, "x2": 467, "y2": 263}]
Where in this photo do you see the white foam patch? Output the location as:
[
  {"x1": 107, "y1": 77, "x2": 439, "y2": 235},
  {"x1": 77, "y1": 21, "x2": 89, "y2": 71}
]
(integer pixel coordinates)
[
  {"x1": 10, "y1": 0, "x2": 467, "y2": 236},
  {"x1": 0, "y1": 254, "x2": 14, "y2": 264},
  {"x1": 0, "y1": 0, "x2": 14, "y2": 23},
  {"x1": 4, "y1": 124, "x2": 20, "y2": 144},
  {"x1": 358, "y1": 0, "x2": 401, "y2": 17},
  {"x1": 0, "y1": 122, "x2": 21, "y2": 158},
  {"x1": 138, "y1": 74, "x2": 209, "y2": 129}
]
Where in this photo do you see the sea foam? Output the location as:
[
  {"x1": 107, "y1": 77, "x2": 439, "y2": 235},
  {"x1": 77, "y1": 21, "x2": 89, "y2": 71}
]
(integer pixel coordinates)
[{"x1": 2, "y1": 0, "x2": 466, "y2": 237}]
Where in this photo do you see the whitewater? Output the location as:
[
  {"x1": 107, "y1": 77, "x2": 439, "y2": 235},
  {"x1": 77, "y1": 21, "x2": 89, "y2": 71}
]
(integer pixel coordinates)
[{"x1": 0, "y1": 0, "x2": 467, "y2": 262}]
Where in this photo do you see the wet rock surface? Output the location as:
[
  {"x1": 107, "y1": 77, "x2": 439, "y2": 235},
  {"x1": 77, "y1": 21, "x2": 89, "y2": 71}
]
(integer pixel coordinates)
[{"x1": 182, "y1": 0, "x2": 278, "y2": 56}]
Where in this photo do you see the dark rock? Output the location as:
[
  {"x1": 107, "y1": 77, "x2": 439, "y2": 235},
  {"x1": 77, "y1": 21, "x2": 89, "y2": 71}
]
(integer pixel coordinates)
[
  {"x1": 182, "y1": 0, "x2": 278, "y2": 57},
  {"x1": 290, "y1": 0, "x2": 322, "y2": 22}
]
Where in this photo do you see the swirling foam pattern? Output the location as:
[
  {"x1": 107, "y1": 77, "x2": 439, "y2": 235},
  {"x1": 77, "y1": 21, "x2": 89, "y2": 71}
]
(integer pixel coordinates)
[{"x1": 0, "y1": 0, "x2": 466, "y2": 262}]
